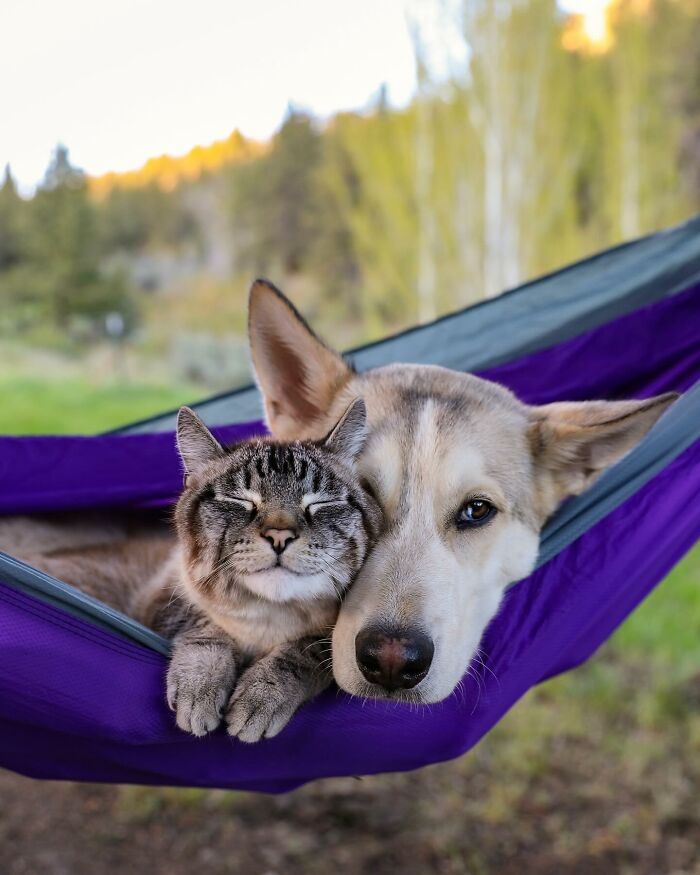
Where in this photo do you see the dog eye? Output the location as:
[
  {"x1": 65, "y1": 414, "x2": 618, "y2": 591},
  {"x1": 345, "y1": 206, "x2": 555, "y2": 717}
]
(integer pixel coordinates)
[{"x1": 456, "y1": 499, "x2": 496, "y2": 529}]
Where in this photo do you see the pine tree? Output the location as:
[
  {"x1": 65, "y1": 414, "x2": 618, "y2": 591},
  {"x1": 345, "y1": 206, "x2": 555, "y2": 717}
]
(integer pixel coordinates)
[
  {"x1": 0, "y1": 165, "x2": 24, "y2": 270},
  {"x1": 230, "y1": 112, "x2": 323, "y2": 275},
  {"x1": 28, "y1": 146, "x2": 134, "y2": 334}
]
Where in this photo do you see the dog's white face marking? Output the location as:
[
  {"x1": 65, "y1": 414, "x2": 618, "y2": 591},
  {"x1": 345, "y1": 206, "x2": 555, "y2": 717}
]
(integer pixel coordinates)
[
  {"x1": 247, "y1": 280, "x2": 678, "y2": 703},
  {"x1": 332, "y1": 390, "x2": 540, "y2": 702}
]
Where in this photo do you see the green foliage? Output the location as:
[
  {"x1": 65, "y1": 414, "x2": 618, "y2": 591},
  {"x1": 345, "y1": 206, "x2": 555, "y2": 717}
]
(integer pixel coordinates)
[
  {"x1": 322, "y1": 106, "x2": 421, "y2": 330},
  {"x1": 319, "y1": 0, "x2": 699, "y2": 324},
  {"x1": 230, "y1": 111, "x2": 325, "y2": 275},
  {"x1": 0, "y1": 165, "x2": 25, "y2": 270},
  {"x1": 96, "y1": 182, "x2": 201, "y2": 254},
  {"x1": 0, "y1": 149, "x2": 137, "y2": 342}
]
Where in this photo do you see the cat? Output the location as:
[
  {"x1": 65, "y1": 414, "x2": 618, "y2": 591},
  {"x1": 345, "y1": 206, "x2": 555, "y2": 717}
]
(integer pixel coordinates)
[
  {"x1": 8, "y1": 398, "x2": 381, "y2": 743},
  {"x1": 150, "y1": 398, "x2": 382, "y2": 741}
]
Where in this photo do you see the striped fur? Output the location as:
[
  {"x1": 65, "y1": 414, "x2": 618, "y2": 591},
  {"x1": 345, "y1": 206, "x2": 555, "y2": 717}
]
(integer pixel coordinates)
[{"x1": 150, "y1": 400, "x2": 382, "y2": 740}]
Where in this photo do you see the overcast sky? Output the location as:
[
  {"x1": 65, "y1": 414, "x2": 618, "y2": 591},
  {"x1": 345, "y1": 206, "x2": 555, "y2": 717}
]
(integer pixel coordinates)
[
  {"x1": 2, "y1": 0, "x2": 417, "y2": 193},
  {"x1": 2, "y1": 0, "x2": 598, "y2": 194}
]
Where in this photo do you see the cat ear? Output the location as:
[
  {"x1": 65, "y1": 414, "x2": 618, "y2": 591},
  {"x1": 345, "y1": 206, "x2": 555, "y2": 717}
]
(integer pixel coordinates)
[
  {"x1": 176, "y1": 407, "x2": 225, "y2": 477},
  {"x1": 248, "y1": 279, "x2": 352, "y2": 440},
  {"x1": 529, "y1": 392, "x2": 678, "y2": 509},
  {"x1": 323, "y1": 398, "x2": 368, "y2": 462}
]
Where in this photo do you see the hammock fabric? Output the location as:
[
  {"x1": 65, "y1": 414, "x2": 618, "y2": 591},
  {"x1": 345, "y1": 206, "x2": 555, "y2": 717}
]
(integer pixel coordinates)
[{"x1": 1, "y1": 217, "x2": 699, "y2": 793}]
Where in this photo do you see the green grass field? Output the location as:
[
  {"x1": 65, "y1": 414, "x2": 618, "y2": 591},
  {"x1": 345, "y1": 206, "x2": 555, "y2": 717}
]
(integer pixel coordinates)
[
  {"x1": 0, "y1": 374, "x2": 203, "y2": 435},
  {"x1": 613, "y1": 544, "x2": 700, "y2": 672}
]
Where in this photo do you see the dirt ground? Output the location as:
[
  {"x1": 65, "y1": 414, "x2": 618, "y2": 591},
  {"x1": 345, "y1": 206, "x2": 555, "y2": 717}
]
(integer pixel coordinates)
[{"x1": 1, "y1": 649, "x2": 699, "y2": 875}]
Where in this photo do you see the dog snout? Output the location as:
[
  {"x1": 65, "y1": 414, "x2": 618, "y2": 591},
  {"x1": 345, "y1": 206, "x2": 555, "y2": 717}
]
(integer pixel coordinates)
[
  {"x1": 355, "y1": 626, "x2": 434, "y2": 691},
  {"x1": 262, "y1": 527, "x2": 297, "y2": 555}
]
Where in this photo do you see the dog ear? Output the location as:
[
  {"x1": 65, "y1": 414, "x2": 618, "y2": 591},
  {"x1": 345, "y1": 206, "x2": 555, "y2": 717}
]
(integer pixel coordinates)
[
  {"x1": 176, "y1": 407, "x2": 225, "y2": 477},
  {"x1": 322, "y1": 398, "x2": 367, "y2": 461},
  {"x1": 529, "y1": 392, "x2": 678, "y2": 509},
  {"x1": 248, "y1": 279, "x2": 352, "y2": 439}
]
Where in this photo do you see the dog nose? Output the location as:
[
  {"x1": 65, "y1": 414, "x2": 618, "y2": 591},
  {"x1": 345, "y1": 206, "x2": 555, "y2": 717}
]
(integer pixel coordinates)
[
  {"x1": 262, "y1": 528, "x2": 297, "y2": 554},
  {"x1": 355, "y1": 626, "x2": 434, "y2": 691}
]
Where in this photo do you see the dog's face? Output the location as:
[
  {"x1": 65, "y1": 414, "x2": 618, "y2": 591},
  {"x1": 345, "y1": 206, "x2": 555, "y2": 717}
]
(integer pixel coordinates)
[
  {"x1": 248, "y1": 280, "x2": 676, "y2": 702},
  {"x1": 329, "y1": 365, "x2": 543, "y2": 702}
]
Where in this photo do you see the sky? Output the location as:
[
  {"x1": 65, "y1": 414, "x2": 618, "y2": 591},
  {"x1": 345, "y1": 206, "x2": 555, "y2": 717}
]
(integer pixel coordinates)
[
  {"x1": 1, "y1": 0, "x2": 417, "y2": 193},
  {"x1": 2, "y1": 0, "x2": 601, "y2": 194}
]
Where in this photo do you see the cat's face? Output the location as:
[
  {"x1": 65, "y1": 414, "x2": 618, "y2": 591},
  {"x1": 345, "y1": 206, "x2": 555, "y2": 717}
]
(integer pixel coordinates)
[{"x1": 174, "y1": 401, "x2": 381, "y2": 611}]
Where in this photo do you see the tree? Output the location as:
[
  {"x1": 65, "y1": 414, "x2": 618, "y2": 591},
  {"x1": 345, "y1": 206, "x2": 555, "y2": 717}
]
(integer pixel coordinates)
[
  {"x1": 230, "y1": 111, "x2": 324, "y2": 275},
  {"x1": 649, "y1": 0, "x2": 700, "y2": 215},
  {"x1": 96, "y1": 182, "x2": 202, "y2": 255},
  {"x1": 321, "y1": 0, "x2": 581, "y2": 331},
  {"x1": 0, "y1": 165, "x2": 35, "y2": 333},
  {"x1": 321, "y1": 106, "x2": 420, "y2": 333},
  {"x1": 0, "y1": 165, "x2": 24, "y2": 270},
  {"x1": 27, "y1": 146, "x2": 136, "y2": 335}
]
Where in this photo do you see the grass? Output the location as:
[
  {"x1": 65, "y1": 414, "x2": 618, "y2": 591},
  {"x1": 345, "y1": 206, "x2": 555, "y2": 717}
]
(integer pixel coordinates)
[
  {"x1": 612, "y1": 544, "x2": 700, "y2": 672},
  {"x1": 0, "y1": 374, "x2": 203, "y2": 435}
]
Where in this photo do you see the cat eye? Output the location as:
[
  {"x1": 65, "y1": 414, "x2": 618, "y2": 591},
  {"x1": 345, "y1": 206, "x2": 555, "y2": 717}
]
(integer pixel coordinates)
[
  {"x1": 456, "y1": 499, "x2": 497, "y2": 529},
  {"x1": 216, "y1": 495, "x2": 256, "y2": 513},
  {"x1": 304, "y1": 499, "x2": 346, "y2": 520}
]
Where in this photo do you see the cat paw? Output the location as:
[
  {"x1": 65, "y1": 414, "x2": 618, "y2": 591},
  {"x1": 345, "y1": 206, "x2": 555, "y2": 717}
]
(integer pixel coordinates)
[
  {"x1": 225, "y1": 666, "x2": 300, "y2": 743},
  {"x1": 166, "y1": 644, "x2": 238, "y2": 737}
]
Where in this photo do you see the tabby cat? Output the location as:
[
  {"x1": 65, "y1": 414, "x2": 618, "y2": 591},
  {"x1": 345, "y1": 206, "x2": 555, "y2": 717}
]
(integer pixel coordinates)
[{"x1": 139, "y1": 398, "x2": 382, "y2": 741}]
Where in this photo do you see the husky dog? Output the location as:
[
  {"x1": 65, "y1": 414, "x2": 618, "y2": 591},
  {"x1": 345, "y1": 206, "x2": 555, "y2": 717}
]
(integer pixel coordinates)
[{"x1": 247, "y1": 280, "x2": 677, "y2": 705}]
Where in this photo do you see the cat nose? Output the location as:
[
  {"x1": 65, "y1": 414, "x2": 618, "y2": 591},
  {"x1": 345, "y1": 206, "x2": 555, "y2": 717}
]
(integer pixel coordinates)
[
  {"x1": 355, "y1": 626, "x2": 434, "y2": 691},
  {"x1": 262, "y1": 528, "x2": 298, "y2": 555}
]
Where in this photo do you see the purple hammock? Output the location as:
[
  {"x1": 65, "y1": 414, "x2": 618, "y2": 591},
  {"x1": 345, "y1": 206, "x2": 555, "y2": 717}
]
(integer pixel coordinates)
[{"x1": 1, "y1": 218, "x2": 699, "y2": 792}]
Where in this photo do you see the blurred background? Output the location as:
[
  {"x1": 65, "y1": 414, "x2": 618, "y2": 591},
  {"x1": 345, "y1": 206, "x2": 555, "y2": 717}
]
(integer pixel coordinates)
[{"x1": 1, "y1": 0, "x2": 699, "y2": 872}]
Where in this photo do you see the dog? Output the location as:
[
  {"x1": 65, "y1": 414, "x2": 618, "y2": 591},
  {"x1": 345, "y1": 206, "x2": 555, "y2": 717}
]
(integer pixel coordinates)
[{"x1": 247, "y1": 279, "x2": 677, "y2": 704}]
